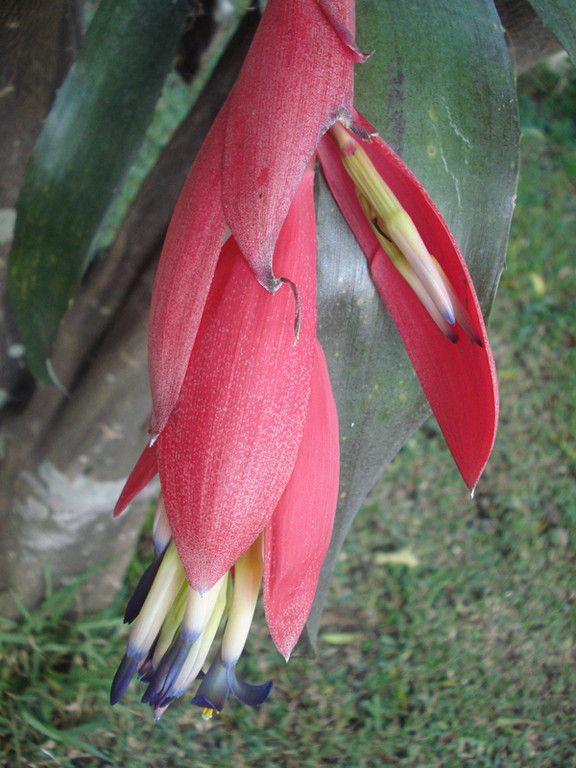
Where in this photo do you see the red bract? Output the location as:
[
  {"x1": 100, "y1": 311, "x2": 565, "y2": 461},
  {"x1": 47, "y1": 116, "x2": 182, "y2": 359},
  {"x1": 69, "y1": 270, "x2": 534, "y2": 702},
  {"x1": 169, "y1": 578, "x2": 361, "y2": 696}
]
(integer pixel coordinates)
[
  {"x1": 222, "y1": 0, "x2": 364, "y2": 292},
  {"x1": 156, "y1": 169, "x2": 318, "y2": 594},
  {"x1": 114, "y1": 440, "x2": 157, "y2": 518},
  {"x1": 317, "y1": 112, "x2": 499, "y2": 493},
  {"x1": 114, "y1": 165, "x2": 342, "y2": 678},
  {"x1": 148, "y1": 0, "x2": 361, "y2": 437},
  {"x1": 148, "y1": 108, "x2": 228, "y2": 437},
  {"x1": 264, "y1": 341, "x2": 340, "y2": 661}
]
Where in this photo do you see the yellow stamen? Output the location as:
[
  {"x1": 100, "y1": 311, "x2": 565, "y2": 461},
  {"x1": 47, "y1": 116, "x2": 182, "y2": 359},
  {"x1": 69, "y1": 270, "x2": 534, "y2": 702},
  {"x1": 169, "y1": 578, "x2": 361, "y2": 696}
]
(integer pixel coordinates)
[
  {"x1": 202, "y1": 707, "x2": 219, "y2": 720},
  {"x1": 221, "y1": 535, "x2": 263, "y2": 667},
  {"x1": 129, "y1": 540, "x2": 186, "y2": 656},
  {"x1": 329, "y1": 122, "x2": 456, "y2": 327},
  {"x1": 358, "y1": 194, "x2": 457, "y2": 341}
]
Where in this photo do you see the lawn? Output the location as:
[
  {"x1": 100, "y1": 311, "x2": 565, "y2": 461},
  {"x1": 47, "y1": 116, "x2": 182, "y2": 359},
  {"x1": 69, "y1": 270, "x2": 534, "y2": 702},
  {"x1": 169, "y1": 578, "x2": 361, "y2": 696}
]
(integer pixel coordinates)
[{"x1": 1, "y1": 59, "x2": 575, "y2": 768}]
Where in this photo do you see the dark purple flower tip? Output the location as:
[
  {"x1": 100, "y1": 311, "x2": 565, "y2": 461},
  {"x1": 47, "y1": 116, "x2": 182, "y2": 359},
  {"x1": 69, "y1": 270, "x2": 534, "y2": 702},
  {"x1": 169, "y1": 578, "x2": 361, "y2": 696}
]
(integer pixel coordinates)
[
  {"x1": 180, "y1": 626, "x2": 202, "y2": 645},
  {"x1": 227, "y1": 664, "x2": 273, "y2": 707},
  {"x1": 190, "y1": 654, "x2": 229, "y2": 713},
  {"x1": 134, "y1": 641, "x2": 157, "y2": 684},
  {"x1": 142, "y1": 636, "x2": 194, "y2": 707},
  {"x1": 138, "y1": 665, "x2": 155, "y2": 684},
  {"x1": 190, "y1": 693, "x2": 222, "y2": 711},
  {"x1": 123, "y1": 555, "x2": 163, "y2": 624},
  {"x1": 110, "y1": 654, "x2": 139, "y2": 705}
]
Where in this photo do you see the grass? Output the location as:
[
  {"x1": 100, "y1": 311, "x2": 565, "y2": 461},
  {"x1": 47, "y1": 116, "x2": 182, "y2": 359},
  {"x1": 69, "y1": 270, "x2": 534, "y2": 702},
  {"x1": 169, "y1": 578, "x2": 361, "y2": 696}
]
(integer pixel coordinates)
[{"x1": 2, "y1": 59, "x2": 576, "y2": 767}]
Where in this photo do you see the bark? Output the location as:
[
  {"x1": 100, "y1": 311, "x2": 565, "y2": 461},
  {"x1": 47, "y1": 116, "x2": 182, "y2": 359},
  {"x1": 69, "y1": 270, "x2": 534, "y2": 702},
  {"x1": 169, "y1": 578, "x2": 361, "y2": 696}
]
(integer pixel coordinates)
[
  {"x1": 495, "y1": 0, "x2": 564, "y2": 71},
  {"x1": 0, "y1": 8, "x2": 259, "y2": 616}
]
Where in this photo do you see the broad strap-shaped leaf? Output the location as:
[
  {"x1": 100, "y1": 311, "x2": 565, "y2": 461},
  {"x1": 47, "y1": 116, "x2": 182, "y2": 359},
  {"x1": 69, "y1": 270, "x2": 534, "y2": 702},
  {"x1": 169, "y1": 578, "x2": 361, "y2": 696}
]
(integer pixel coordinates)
[
  {"x1": 353, "y1": 0, "x2": 519, "y2": 311},
  {"x1": 263, "y1": 341, "x2": 339, "y2": 661},
  {"x1": 221, "y1": 0, "x2": 360, "y2": 292},
  {"x1": 7, "y1": 0, "x2": 194, "y2": 384},
  {"x1": 157, "y1": 171, "x2": 317, "y2": 594},
  {"x1": 303, "y1": 0, "x2": 518, "y2": 649},
  {"x1": 527, "y1": 0, "x2": 576, "y2": 65},
  {"x1": 318, "y1": 119, "x2": 499, "y2": 492}
]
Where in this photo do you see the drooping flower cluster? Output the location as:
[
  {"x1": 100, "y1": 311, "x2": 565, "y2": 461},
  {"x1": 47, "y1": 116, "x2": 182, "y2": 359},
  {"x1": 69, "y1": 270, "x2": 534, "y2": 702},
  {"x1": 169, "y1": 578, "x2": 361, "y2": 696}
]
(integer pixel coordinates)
[
  {"x1": 111, "y1": 0, "x2": 498, "y2": 718},
  {"x1": 112, "y1": 168, "x2": 340, "y2": 717}
]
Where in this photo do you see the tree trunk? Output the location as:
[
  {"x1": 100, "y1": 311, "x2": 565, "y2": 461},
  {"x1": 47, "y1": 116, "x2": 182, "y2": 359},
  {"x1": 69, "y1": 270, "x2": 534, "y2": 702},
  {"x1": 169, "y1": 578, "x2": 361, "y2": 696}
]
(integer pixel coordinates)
[
  {"x1": 0, "y1": 7, "x2": 259, "y2": 616},
  {"x1": 495, "y1": 0, "x2": 564, "y2": 72}
]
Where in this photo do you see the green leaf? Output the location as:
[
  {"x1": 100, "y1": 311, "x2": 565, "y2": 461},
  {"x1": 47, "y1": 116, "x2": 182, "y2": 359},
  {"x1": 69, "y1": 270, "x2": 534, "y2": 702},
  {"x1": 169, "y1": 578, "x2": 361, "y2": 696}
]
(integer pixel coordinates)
[
  {"x1": 354, "y1": 0, "x2": 519, "y2": 309},
  {"x1": 20, "y1": 709, "x2": 112, "y2": 763},
  {"x1": 305, "y1": 0, "x2": 519, "y2": 647},
  {"x1": 527, "y1": 0, "x2": 576, "y2": 65},
  {"x1": 7, "y1": 0, "x2": 194, "y2": 384}
]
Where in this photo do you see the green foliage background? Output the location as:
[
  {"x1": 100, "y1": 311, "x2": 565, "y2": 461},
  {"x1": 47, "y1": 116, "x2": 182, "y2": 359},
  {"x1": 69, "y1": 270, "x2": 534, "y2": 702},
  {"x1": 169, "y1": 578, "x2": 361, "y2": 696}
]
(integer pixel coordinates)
[{"x1": 2, "y1": 59, "x2": 575, "y2": 768}]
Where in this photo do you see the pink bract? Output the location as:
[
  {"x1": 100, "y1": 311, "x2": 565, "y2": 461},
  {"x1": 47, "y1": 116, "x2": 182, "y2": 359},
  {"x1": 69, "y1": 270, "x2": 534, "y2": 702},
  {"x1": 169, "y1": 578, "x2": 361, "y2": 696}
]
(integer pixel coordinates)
[
  {"x1": 317, "y1": 113, "x2": 499, "y2": 493},
  {"x1": 264, "y1": 341, "x2": 340, "y2": 660},
  {"x1": 148, "y1": 0, "x2": 360, "y2": 437},
  {"x1": 156, "y1": 169, "x2": 318, "y2": 593}
]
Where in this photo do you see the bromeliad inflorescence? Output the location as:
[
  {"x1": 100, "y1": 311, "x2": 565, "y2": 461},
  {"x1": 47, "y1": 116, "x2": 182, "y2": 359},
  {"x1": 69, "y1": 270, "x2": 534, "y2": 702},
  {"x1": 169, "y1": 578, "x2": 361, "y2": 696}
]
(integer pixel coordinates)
[
  {"x1": 112, "y1": 167, "x2": 340, "y2": 717},
  {"x1": 111, "y1": 503, "x2": 272, "y2": 720},
  {"x1": 111, "y1": 0, "x2": 498, "y2": 719}
]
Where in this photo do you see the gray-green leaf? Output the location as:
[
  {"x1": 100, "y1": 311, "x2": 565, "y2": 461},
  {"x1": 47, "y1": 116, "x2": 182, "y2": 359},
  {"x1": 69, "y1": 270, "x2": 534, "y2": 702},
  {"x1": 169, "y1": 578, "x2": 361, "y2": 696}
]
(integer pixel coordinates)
[
  {"x1": 8, "y1": 0, "x2": 194, "y2": 384},
  {"x1": 304, "y1": 0, "x2": 519, "y2": 649}
]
